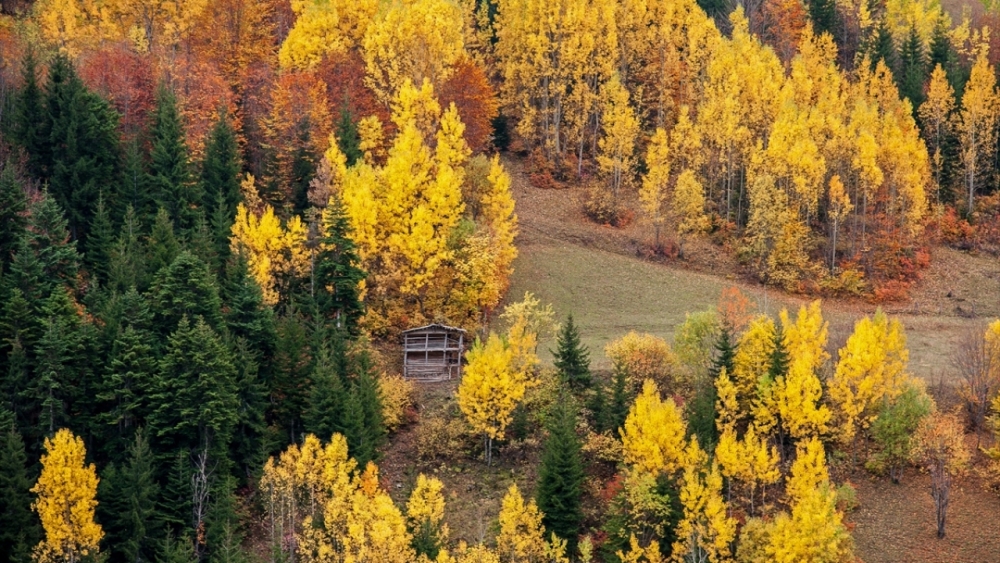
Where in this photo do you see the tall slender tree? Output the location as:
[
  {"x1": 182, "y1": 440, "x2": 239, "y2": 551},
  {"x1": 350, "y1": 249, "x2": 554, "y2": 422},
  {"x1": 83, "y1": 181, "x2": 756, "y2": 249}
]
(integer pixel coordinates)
[
  {"x1": 536, "y1": 392, "x2": 584, "y2": 553},
  {"x1": 149, "y1": 86, "x2": 199, "y2": 234},
  {"x1": 0, "y1": 427, "x2": 39, "y2": 563},
  {"x1": 98, "y1": 430, "x2": 161, "y2": 563},
  {"x1": 552, "y1": 314, "x2": 591, "y2": 391},
  {"x1": 0, "y1": 164, "x2": 28, "y2": 272}
]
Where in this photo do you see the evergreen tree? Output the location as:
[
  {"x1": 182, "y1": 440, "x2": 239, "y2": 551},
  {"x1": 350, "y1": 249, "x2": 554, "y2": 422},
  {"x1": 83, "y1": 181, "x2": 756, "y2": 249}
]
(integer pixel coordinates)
[
  {"x1": 865, "y1": 19, "x2": 897, "y2": 72},
  {"x1": 221, "y1": 256, "x2": 276, "y2": 364},
  {"x1": 160, "y1": 451, "x2": 193, "y2": 537},
  {"x1": 44, "y1": 54, "x2": 122, "y2": 243},
  {"x1": 351, "y1": 351, "x2": 385, "y2": 466},
  {"x1": 109, "y1": 206, "x2": 147, "y2": 293},
  {"x1": 290, "y1": 123, "x2": 317, "y2": 214},
  {"x1": 0, "y1": 164, "x2": 28, "y2": 271},
  {"x1": 159, "y1": 531, "x2": 198, "y2": 563},
  {"x1": 587, "y1": 379, "x2": 611, "y2": 433},
  {"x1": 334, "y1": 107, "x2": 363, "y2": 167},
  {"x1": 313, "y1": 198, "x2": 365, "y2": 335},
  {"x1": 97, "y1": 325, "x2": 156, "y2": 453},
  {"x1": 552, "y1": 314, "x2": 591, "y2": 390},
  {"x1": 536, "y1": 393, "x2": 584, "y2": 553},
  {"x1": 228, "y1": 338, "x2": 269, "y2": 479},
  {"x1": 206, "y1": 475, "x2": 247, "y2": 563},
  {"x1": 146, "y1": 208, "x2": 180, "y2": 279},
  {"x1": 2, "y1": 339, "x2": 31, "y2": 431},
  {"x1": 122, "y1": 138, "x2": 155, "y2": 225},
  {"x1": 768, "y1": 323, "x2": 790, "y2": 381},
  {"x1": 201, "y1": 111, "x2": 242, "y2": 214},
  {"x1": 25, "y1": 190, "x2": 81, "y2": 292},
  {"x1": 929, "y1": 17, "x2": 967, "y2": 99},
  {"x1": 187, "y1": 211, "x2": 218, "y2": 271},
  {"x1": 0, "y1": 427, "x2": 39, "y2": 563},
  {"x1": 304, "y1": 338, "x2": 348, "y2": 441},
  {"x1": 149, "y1": 86, "x2": 200, "y2": 234},
  {"x1": 11, "y1": 50, "x2": 47, "y2": 178},
  {"x1": 710, "y1": 328, "x2": 736, "y2": 378},
  {"x1": 149, "y1": 251, "x2": 224, "y2": 336},
  {"x1": 86, "y1": 192, "x2": 115, "y2": 284},
  {"x1": 609, "y1": 366, "x2": 630, "y2": 432},
  {"x1": 149, "y1": 316, "x2": 238, "y2": 459},
  {"x1": 98, "y1": 430, "x2": 161, "y2": 563},
  {"x1": 30, "y1": 290, "x2": 84, "y2": 436},
  {"x1": 272, "y1": 311, "x2": 313, "y2": 441},
  {"x1": 898, "y1": 25, "x2": 928, "y2": 111},
  {"x1": 808, "y1": 0, "x2": 837, "y2": 37}
]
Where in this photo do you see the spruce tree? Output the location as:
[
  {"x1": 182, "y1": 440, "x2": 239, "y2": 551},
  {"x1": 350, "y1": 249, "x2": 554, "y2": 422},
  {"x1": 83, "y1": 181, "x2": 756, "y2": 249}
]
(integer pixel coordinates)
[
  {"x1": 929, "y1": 17, "x2": 966, "y2": 98},
  {"x1": 587, "y1": 379, "x2": 611, "y2": 433},
  {"x1": 44, "y1": 54, "x2": 121, "y2": 243},
  {"x1": 98, "y1": 429, "x2": 161, "y2": 563},
  {"x1": 354, "y1": 352, "x2": 385, "y2": 465},
  {"x1": 150, "y1": 316, "x2": 238, "y2": 459},
  {"x1": 149, "y1": 251, "x2": 224, "y2": 336},
  {"x1": 609, "y1": 366, "x2": 630, "y2": 432},
  {"x1": 25, "y1": 190, "x2": 81, "y2": 292},
  {"x1": 206, "y1": 475, "x2": 248, "y2": 563},
  {"x1": 334, "y1": 107, "x2": 363, "y2": 167},
  {"x1": 0, "y1": 164, "x2": 28, "y2": 271},
  {"x1": 305, "y1": 339, "x2": 348, "y2": 441},
  {"x1": 808, "y1": 0, "x2": 837, "y2": 38},
  {"x1": 97, "y1": 325, "x2": 156, "y2": 453},
  {"x1": 898, "y1": 25, "x2": 928, "y2": 111},
  {"x1": 200, "y1": 111, "x2": 241, "y2": 216},
  {"x1": 109, "y1": 206, "x2": 147, "y2": 293},
  {"x1": 768, "y1": 323, "x2": 790, "y2": 381},
  {"x1": 228, "y1": 338, "x2": 269, "y2": 479},
  {"x1": 865, "y1": 20, "x2": 897, "y2": 72},
  {"x1": 30, "y1": 290, "x2": 84, "y2": 436},
  {"x1": 12, "y1": 50, "x2": 47, "y2": 178},
  {"x1": 187, "y1": 211, "x2": 218, "y2": 271},
  {"x1": 146, "y1": 208, "x2": 180, "y2": 279},
  {"x1": 313, "y1": 198, "x2": 366, "y2": 335},
  {"x1": 86, "y1": 192, "x2": 115, "y2": 285},
  {"x1": 552, "y1": 314, "x2": 591, "y2": 390},
  {"x1": 221, "y1": 256, "x2": 277, "y2": 364},
  {"x1": 536, "y1": 392, "x2": 584, "y2": 554},
  {"x1": 160, "y1": 451, "x2": 194, "y2": 536},
  {"x1": 272, "y1": 311, "x2": 313, "y2": 441},
  {"x1": 0, "y1": 427, "x2": 38, "y2": 563},
  {"x1": 710, "y1": 328, "x2": 736, "y2": 379},
  {"x1": 122, "y1": 138, "x2": 155, "y2": 225},
  {"x1": 149, "y1": 86, "x2": 200, "y2": 234}
]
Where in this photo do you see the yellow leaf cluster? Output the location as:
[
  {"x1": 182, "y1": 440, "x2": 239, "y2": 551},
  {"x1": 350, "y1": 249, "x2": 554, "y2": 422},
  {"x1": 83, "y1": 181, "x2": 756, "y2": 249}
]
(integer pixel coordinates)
[
  {"x1": 731, "y1": 316, "x2": 776, "y2": 416},
  {"x1": 31, "y1": 429, "x2": 103, "y2": 563},
  {"x1": 620, "y1": 380, "x2": 689, "y2": 476},
  {"x1": 830, "y1": 309, "x2": 909, "y2": 443},
  {"x1": 605, "y1": 332, "x2": 680, "y2": 395},
  {"x1": 279, "y1": 0, "x2": 377, "y2": 70},
  {"x1": 406, "y1": 475, "x2": 448, "y2": 535},
  {"x1": 671, "y1": 452, "x2": 736, "y2": 563},
  {"x1": 496, "y1": 483, "x2": 569, "y2": 563},
  {"x1": 774, "y1": 302, "x2": 831, "y2": 440},
  {"x1": 456, "y1": 333, "x2": 525, "y2": 444}
]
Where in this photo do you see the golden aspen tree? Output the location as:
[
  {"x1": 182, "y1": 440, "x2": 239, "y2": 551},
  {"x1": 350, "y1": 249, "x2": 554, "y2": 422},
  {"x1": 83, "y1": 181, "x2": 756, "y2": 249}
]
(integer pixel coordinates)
[
  {"x1": 104, "y1": 0, "x2": 210, "y2": 51},
  {"x1": 775, "y1": 302, "x2": 831, "y2": 440},
  {"x1": 620, "y1": 380, "x2": 689, "y2": 476},
  {"x1": 363, "y1": 0, "x2": 466, "y2": 103},
  {"x1": 715, "y1": 367, "x2": 740, "y2": 430},
  {"x1": 829, "y1": 310, "x2": 909, "y2": 445},
  {"x1": 496, "y1": 483, "x2": 569, "y2": 563},
  {"x1": 955, "y1": 48, "x2": 1000, "y2": 213},
  {"x1": 456, "y1": 333, "x2": 524, "y2": 466},
  {"x1": 605, "y1": 332, "x2": 679, "y2": 395},
  {"x1": 407, "y1": 475, "x2": 449, "y2": 550},
  {"x1": 31, "y1": 429, "x2": 103, "y2": 563},
  {"x1": 672, "y1": 445, "x2": 736, "y2": 563},
  {"x1": 339, "y1": 464, "x2": 415, "y2": 563},
  {"x1": 765, "y1": 437, "x2": 854, "y2": 563},
  {"x1": 714, "y1": 425, "x2": 779, "y2": 515},
  {"x1": 731, "y1": 316, "x2": 777, "y2": 416},
  {"x1": 919, "y1": 65, "x2": 956, "y2": 200},
  {"x1": 674, "y1": 169, "x2": 710, "y2": 237},
  {"x1": 230, "y1": 175, "x2": 310, "y2": 305},
  {"x1": 339, "y1": 80, "x2": 467, "y2": 332},
  {"x1": 278, "y1": 0, "x2": 378, "y2": 70},
  {"x1": 35, "y1": 0, "x2": 103, "y2": 55},
  {"x1": 597, "y1": 74, "x2": 641, "y2": 205},
  {"x1": 641, "y1": 128, "x2": 671, "y2": 247}
]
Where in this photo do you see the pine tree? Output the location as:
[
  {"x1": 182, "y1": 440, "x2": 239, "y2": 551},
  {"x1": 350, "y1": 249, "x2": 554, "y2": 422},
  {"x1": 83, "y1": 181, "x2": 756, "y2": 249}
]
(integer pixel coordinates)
[
  {"x1": 44, "y1": 54, "x2": 122, "y2": 243},
  {"x1": 552, "y1": 314, "x2": 591, "y2": 391},
  {"x1": 12, "y1": 50, "x2": 47, "y2": 179},
  {"x1": 149, "y1": 252, "x2": 224, "y2": 336},
  {"x1": 221, "y1": 256, "x2": 277, "y2": 365},
  {"x1": 25, "y1": 190, "x2": 81, "y2": 293},
  {"x1": 898, "y1": 26, "x2": 928, "y2": 111},
  {"x1": 313, "y1": 197, "x2": 365, "y2": 335},
  {"x1": 149, "y1": 316, "x2": 238, "y2": 458},
  {"x1": 159, "y1": 452, "x2": 193, "y2": 537},
  {"x1": 0, "y1": 427, "x2": 39, "y2": 563},
  {"x1": 206, "y1": 475, "x2": 247, "y2": 563},
  {"x1": 536, "y1": 392, "x2": 584, "y2": 553},
  {"x1": 929, "y1": 17, "x2": 966, "y2": 98},
  {"x1": 768, "y1": 323, "x2": 790, "y2": 381},
  {"x1": 31, "y1": 290, "x2": 83, "y2": 436},
  {"x1": 334, "y1": 107, "x2": 363, "y2": 167},
  {"x1": 121, "y1": 138, "x2": 155, "y2": 226},
  {"x1": 97, "y1": 325, "x2": 156, "y2": 451},
  {"x1": 86, "y1": 192, "x2": 115, "y2": 285},
  {"x1": 588, "y1": 380, "x2": 611, "y2": 433},
  {"x1": 0, "y1": 164, "x2": 28, "y2": 272},
  {"x1": 200, "y1": 111, "x2": 242, "y2": 216},
  {"x1": 304, "y1": 339, "x2": 348, "y2": 441},
  {"x1": 865, "y1": 20, "x2": 897, "y2": 72},
  {"x1": 807, "y1": 0, "x2": 837, "y2": 38},
  {"x1": 710, "y1": 328, "x2": 737, "y2": 379},
  {"x1": 149, "y1": 85, "x2": 200, "y2": 234},
  {"x1": 609, "y1": 366, "x2": 630, "y2": 432},
  {"x1": 109, "y1": 206, "x2": 147, "y2": 293},
  {"x1": 147, "y1": 208, "x2": 181, "y2": 279},
  {"x1": 98, "y1": 430, "x2": 161, "y2": 563},
  {"x1": 228, "y1": 338, "x2": 269, "y2": 479},
  {"x1": 351, "y1": 351, "x2": 386, "y2": 466},
  {"x1": 187, "y1": 211, "x2": 219, "y2": 271},
  {"x1": 272, "y1": 311, "x2": 313, "y2": 441}
]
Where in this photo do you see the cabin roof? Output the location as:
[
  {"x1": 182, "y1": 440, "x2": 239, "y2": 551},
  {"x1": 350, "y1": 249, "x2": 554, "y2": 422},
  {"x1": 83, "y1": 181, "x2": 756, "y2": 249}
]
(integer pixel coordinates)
[{"x1": 401, "y1": 323, "x2": 467, "y2": 335}]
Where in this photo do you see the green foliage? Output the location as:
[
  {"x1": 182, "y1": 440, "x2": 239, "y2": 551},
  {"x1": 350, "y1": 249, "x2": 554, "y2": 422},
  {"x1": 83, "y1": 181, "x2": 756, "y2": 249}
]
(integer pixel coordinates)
[
  {"x1": 0, "y1": 164, "x2": 28, "y2": 272},
  {"x1": 600, "y1": 472, "x2": 680, "y2": 563},
  {"x1": 536, "y1": 392, "x2": 584, "y2": 553},
  {"x1": 149, "y1": 85, "x2": 199, "y2": 234},
  {"x1": 864, "y1": 20, "x2": 897, "y2": 71},
  {"x1": 272, "y1": 311, "x2": 313, "y2": 441},
  {"x1": 98, "y1": 429, "x2": 161, "y2": 563},
  {"x1": 553, "y1": 314, "x2": 591, "y2": 391},
  {"x1": 305, "y1": 337, "x2": 348, "y2": 441},
  {"x1": 868, "y1": 382, "x2": 933, "y2": 483},
  {"x1": 147, "y1": 208, "x2": 181, "y2": 279},
  {"x1": 314, "y1": 197, "x2": 366, "y2": 335},
  {"x1": 86, "y1": 192, "x2": 115, "y2": 285},
  {"x1": 710, "y1": 327, "x2": 736, "y2": 379},
  {"x1": 0, "y1": 427, "x2": 39, "y2": 563},
  {"x1": 149, "y1": 251, "x2": 224, "y2": 335},
  {"x1": 335, "y1": 107, "x2": 363, "y2": 168},
  {"x1": 201, "y1": 111, "x2": 242, "y2": 265},
  {"x1": 12, "y1": 50, "x2": 46, "y2": 179},
  {"x1": 25, "y1": 190, "x2": 81, "y2": 292},
  {"x1": 43, "y1": 54, "x2": 122, "y2": 244},
  {"x1": 898, "y1": 26, "x2": 928, "y2": 111},
  {"x1": 97, "y1": 325, "x2": 156, "y2": 454},
  {"x1": 807, "y1": 0, "x2": 838, "y2": 37},
  {"x1": 929, "y1": 18, "x2": 967, "y2": 99},
  {"x1": 109, "y1": 206, "x2": 147, "y2": 293},
  {"x1": 609, "y1": 366, "x2": 630, "y2": 432}
]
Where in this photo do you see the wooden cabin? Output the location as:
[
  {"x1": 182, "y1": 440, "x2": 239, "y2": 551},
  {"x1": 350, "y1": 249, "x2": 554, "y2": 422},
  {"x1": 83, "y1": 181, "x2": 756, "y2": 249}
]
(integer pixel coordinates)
[{"x1": 402, "y1": 324, "x2": 466, "y2": 381}]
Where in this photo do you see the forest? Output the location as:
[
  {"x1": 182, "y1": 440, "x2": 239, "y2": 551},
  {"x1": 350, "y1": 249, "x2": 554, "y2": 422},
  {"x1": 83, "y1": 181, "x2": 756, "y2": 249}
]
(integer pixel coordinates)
[{"x1": 2, "y1": 0, "x2": 1000, "y2": 561}]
